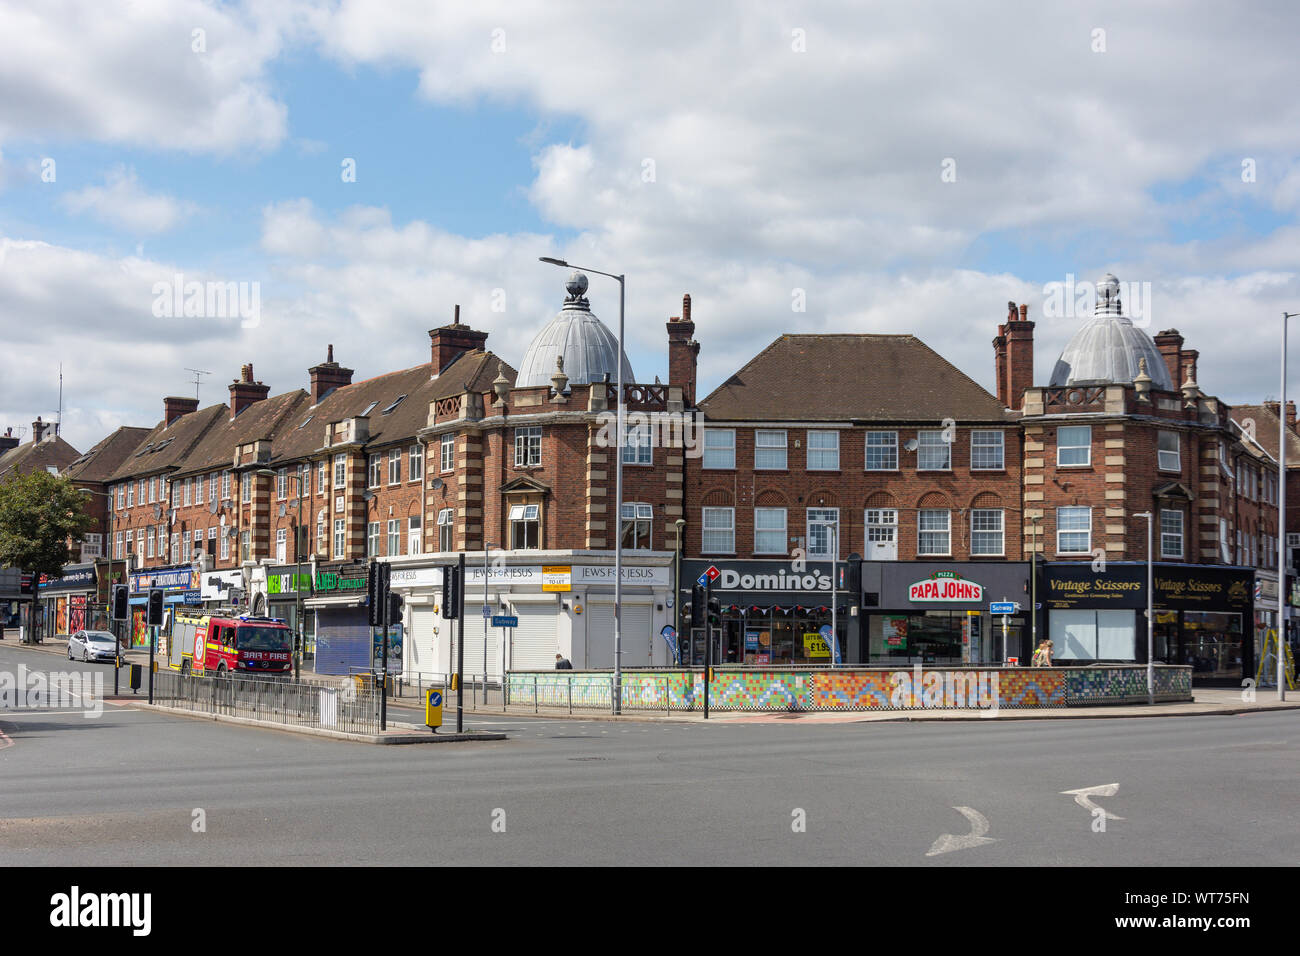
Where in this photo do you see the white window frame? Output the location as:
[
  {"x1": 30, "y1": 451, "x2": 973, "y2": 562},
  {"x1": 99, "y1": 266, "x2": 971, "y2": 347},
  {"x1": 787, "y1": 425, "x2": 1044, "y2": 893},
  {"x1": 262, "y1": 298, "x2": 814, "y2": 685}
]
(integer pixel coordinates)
[
  {"x1": 918, "y1": 509, "x2": 951, "y2": 556},
  {"x1": 970, "y1": 509, "x2": 1004, "y2": 556},
  {"x1": 387, "y1": 519, "x2": 401, "y2": 555},
  {"x1": 971, "y1": 430, "x2": 1005, "y2": 470},
  {"x1": 316, "y1": 461, "x2": 326, "y2": 495},
  {"x1": 367, "y1": 522, "x2": 380, "y2": 557},
  {"x1": 1057, "y1": 506, "x2": 1092, "y2": 554},
  {"x1": 183, "y1": 478, "x2": 192, "y2": 506},
  {"x1": 276, "y1": 528, "x2": 287, "y2": 563},
  {"x1": 806, "y1": 508, "x2": 840, "y2": 558},
  {"x1": 333, "y1": 519, "x2": 346, "y2": 559},
  {"x1": 701, "y1": 507, "x2": 735, "y2": 553},
  {"x1": 368, "y1": 454, "x2": 382, "y2": 489},
  {"x1": 220, "y1": 529, "x2": 230, "y2": 561},
  {"x1": 865, "y1": 431, "x2": 898, "y2": 471},
  {"x1": 1057, "y1": 425, "x2": 1092, "y2": 467},
  {"x1": 917, "y1": 430, "x2": 951, "y2": 471},
  {"x1": 441, "y1": 433, "x2": 455, "y2": 473},
  {"x1": 149, "y1": 477, "x2": 156, "y2": 503},
  {"x1": 437, "y1": 508, "x2": 454, "y2": 552},
  {"x1": 221, "y1": 471, "x2": 231, "y2": 500},
  {"x1": 408, "y1": 515, "x2": 422, "y2": 555},
  {"x1": 806, "y1": 430, "x2": 839, "y2": 471},
  {"x1": 509, "y1": 503, "x2": 541, "y2": 549},
  {"x1": 1158, "y1": 431, "x2": 1181, "y2": 472},
  {"x1": 754, "y1": 430, "x2": 788, "y2": 470},
  {"x1": 620, "y1": 503, "x2": 654, "y2": 549},
  {"x1": 195, "y1": 473, "x2": 204, "y2": 502},
  {"x1": 276, "y1": 468, "x2": 287, "y2": 500},
  {"x1": 208, "y1": 473, "x2": 217, "y2": 503},
  {"x1": 146, "y1": 527, "x2": 155, "y2": 558},
  {"x1": 388, "y1": 448, "x2": 401, "y2": 485},
  {"x1": 702, "y1": 429, "x2": 735, "y2": 470},
  {"x1": 240, "y1": 472, "x2": 251, "y2": 503},
  {"x1": 1160, "y1": 509, "x2": 1184, "y2": 559},
  {"x1": 333, "y1": 454, "x2": 347, "y2": 490},
  {"x1": 127, "y1": 483, "x2": 135, "y2": 508},
  {"x1": 409, "y1": 444, "x2": 424, "y2": 482},
  {"x1": 753, "y1": 507, "x2": 787, "y2": 554},
  {"x1": 622, "y1": 423, "x2": 653, "y2": 466},
  {"x1": 514, "y1": 427, "x2": 542, "y2": 467}
]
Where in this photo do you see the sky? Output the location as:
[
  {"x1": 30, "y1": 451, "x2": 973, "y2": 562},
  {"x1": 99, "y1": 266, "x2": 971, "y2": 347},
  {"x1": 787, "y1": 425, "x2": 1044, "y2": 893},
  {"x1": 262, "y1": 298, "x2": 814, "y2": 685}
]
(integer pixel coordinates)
[{"x1": 2, "y1": 0, "x2": 1299, "y2": 451}]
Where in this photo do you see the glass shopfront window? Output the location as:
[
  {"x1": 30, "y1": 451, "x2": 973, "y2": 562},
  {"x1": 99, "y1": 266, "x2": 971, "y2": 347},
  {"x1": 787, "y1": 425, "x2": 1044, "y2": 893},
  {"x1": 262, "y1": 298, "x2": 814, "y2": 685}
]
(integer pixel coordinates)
[
  {"x1": 867, "y1": 611, "x2": 974, "y2": 664},
  {"x1": 1177, "y1": 611, "x2": 1243, "y2": 680},
  {"x1": 688, "y1": 609, "x2": 847, "y2": 666}
]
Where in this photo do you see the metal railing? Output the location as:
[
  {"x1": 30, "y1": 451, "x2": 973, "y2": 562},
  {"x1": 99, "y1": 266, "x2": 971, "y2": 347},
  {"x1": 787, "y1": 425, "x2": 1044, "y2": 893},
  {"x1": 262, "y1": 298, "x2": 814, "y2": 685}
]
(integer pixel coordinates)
[
  {"x1": 385, "y1": 670, "x2": 503, "y2": 712},
  {"x1": 151, "y1": 668, "x2": 383, "y2": 734}
]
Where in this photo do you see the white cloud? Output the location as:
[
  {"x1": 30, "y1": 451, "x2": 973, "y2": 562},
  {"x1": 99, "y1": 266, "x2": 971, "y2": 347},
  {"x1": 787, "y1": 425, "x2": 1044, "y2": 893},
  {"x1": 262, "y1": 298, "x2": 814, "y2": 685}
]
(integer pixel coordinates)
[{"x1": 60, "y1": 167, "x2": 196, "y2": 233}]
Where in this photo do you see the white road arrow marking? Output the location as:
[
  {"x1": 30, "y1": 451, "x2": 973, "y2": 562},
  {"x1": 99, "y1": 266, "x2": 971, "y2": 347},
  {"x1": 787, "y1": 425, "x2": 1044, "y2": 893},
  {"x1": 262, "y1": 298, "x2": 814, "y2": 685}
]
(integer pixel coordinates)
[
  {"x1": 1061, "y1": 783, "x2": 1125, "y2": 821},
  {"x1": 926, "y1": 806, "x2": 997, "y2": 857}
]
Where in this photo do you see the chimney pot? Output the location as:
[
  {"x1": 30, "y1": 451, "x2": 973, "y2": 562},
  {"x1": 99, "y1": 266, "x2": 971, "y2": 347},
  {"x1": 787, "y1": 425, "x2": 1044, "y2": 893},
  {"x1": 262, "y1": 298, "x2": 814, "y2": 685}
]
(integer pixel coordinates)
[{"x1": 682, "y1": 294, "x2": 692, "y2": 324}]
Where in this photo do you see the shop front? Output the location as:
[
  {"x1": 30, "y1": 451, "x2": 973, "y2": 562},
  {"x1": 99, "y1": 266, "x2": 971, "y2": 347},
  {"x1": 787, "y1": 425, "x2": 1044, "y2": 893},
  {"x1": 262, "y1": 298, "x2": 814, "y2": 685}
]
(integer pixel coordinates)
[
  {"x1": 36, "y1": 564, "x2": 100, "y2": 639},
  {"x1": 681, "y1": 559, "x2": 857, "y2": 666},
  {"x1": 200, "y1": 568, "x2": 247, "y2": 611},
  {"x1": 1042, "y1": 562, "x2": 1254, "y2": 685},
  {"x1": 288, "y1": 561, "x2": 369, "y2": 676},
  {"x1": 861, "y1": 561, "x2": 1030, "y2": 665},
  {"x1": 129, "y1": 565, "x2": 203, "y2": 649},
  {"x1": 399, "y1": 552, "x2": 674, "y2": 680}
]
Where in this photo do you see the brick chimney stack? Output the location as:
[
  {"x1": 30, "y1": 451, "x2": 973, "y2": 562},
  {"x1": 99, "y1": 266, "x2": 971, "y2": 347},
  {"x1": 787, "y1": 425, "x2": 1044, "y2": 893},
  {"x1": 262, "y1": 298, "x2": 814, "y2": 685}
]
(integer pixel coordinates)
[
  {"x1": 667, "y1": 293, "x2": 699, "y2": 406},
  {"x1": 1154, "y1": 329, "x2": 1184, "y2": 390},
  {"x1": 308, "y1": 344, "x2": 354, "y2": 403},
  {"x1": 994, "y1": 302, "x2": 1035, "y2": 410},
  {"x1": 1288, "y1": 400, "x2": 1297, "y2": 433},
  {"x1": 229, "y1": 363, "x2": 270, "y2": 419},
  {"x1": 0, "y1": 428, "x2": 17, "y2": 454},
  {"x1": 429, "y1": 305, "x2": 489, "y2": 375},
  {"x1": 30, "y1": 417, "x2": 48, "y2": 442},
  {"x1": 163, "y1": 396, "x2": 200, "y2": 426}
]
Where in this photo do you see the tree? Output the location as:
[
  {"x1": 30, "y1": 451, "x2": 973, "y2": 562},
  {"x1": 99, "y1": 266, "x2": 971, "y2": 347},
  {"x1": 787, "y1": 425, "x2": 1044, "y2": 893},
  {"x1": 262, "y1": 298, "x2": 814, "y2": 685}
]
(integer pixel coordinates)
[{"x1": 0, "y1": 469, "x2": 96, "y2": 581}]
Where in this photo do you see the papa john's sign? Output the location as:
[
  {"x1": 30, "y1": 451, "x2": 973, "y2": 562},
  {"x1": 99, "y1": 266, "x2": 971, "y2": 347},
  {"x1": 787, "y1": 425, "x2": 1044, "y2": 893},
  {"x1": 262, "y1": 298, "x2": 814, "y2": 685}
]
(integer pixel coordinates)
[{"x1": 908, "y1": 571, "x2": 984, "y2": 603}]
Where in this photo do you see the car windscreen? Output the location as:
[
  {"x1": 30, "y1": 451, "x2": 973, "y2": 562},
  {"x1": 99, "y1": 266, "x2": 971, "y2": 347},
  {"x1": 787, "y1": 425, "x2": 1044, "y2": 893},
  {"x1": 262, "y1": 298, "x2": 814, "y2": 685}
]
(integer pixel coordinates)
[
  {"x1": 85, "y1": 632, "x2": 117, "y2": 643},
  {"x1": 235, "y1": 626, "x2": 292, "y2": 651}
]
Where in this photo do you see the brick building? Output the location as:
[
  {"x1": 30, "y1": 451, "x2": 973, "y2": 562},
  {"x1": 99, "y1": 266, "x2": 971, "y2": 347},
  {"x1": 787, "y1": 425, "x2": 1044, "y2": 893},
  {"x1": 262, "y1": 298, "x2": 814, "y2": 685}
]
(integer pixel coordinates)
[
  {"x1": 685, "y1": 330, "x2": 1026, "y2": 666},
  {"x1": 1010, "y1": 274, "x2": 1275, "y2": 683}
]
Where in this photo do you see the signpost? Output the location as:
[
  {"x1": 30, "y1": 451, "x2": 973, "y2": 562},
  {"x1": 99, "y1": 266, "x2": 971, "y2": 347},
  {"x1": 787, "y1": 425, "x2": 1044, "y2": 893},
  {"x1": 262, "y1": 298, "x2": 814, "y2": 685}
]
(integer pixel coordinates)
[
  {"x1": 990, "y1": 601, "x2": 1020, "y2": 663},
  {"x1": 491, "y1": 614, "x2": 518, "y2": 628}
]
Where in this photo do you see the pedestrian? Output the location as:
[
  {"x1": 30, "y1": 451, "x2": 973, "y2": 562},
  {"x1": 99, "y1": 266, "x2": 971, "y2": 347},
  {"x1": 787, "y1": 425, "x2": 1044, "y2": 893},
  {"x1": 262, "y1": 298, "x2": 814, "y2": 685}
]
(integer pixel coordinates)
[
  {"x1": 554, "y1": 653, "x2": 573, "y2": 670},
  {"x1": 1031, "y1": 639, "x2": 1053, "y2": 666}
]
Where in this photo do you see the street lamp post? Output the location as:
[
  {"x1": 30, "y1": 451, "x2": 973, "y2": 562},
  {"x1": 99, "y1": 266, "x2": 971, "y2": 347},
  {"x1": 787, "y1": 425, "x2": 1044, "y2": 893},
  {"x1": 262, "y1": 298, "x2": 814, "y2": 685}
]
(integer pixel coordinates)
[
  {"x1": 673, "y1": 519, "x2": 685, "y2": 665},
  {"x1": 541, "y1": 256, "x2": 627, "y2": 712},
  {"x1": 80, "y1": 485, "x2": 121, "y2": 693},
  {"x1": 1278, "y1": 312, "x2": 1298, "y2": 702},
  {"x1": 258, "y1": 469, "x2": 305, "y2": 681},
  {"x1": 1029, "y1": 514, "x2": 1041, "y2": 665},
  {"x1": 1134, "y1": 511, "x2": 1154, "y2": 705},
  {"x1": 829, "y1": 524, "x2": 838, "y2": 668},
  {"x1": 483, "y1": 542, "x2": 495, "y2": 689}
]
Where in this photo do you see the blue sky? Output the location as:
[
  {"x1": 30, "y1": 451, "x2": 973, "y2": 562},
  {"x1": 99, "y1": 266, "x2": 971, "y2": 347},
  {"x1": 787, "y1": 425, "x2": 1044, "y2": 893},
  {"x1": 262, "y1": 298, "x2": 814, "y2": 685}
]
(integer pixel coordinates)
[{"x1": 1, "y1": 1, "x2": 1299, "y2": 449}]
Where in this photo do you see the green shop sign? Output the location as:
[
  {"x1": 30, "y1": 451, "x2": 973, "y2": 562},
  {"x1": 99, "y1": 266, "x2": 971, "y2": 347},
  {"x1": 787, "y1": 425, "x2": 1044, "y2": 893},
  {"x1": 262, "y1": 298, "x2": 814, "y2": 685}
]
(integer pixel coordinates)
[{"x1": 267, "y1": 570, "x2": 367, "y2": 595}]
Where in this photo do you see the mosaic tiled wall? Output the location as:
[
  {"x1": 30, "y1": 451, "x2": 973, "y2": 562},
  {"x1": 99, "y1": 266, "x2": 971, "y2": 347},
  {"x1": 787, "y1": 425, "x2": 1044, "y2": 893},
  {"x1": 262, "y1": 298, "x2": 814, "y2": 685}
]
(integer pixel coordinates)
[
  {"x1": 508, "y1": 665, "x2": 1191, "y2": 711},
  {"x1": 1066, "y1": 666, "x2": 1192, "y2": 704}
]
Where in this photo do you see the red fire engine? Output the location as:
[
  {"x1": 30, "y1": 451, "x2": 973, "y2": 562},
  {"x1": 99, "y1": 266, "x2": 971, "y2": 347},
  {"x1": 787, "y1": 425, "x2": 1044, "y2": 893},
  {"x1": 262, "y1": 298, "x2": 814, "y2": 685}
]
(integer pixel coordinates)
[{"x1": 171, "y1": 611, "x2": 293, "y2": 676}]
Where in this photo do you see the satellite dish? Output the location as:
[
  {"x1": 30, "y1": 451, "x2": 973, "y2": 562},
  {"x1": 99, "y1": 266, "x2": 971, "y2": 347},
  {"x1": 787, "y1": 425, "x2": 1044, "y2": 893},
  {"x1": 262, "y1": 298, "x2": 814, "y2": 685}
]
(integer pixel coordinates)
[
  {"x1": 278, "y1": 504, "x2": 286, "y2": 518},
  {"x1": 431, "y1": 477, "x2": 444, "y2": 490},
  {"x1": 226, "y1": 528, "x2": 237, "y2": 539},
  {"x1": 153, "y1": 504, "x2": 162, "y2": 519},
  {"x1": 362, "y1": 490, "x2": 374, "y2": 502},
  {"x1": 208, "y1": 499, "x2": 218, "y2": 515},
  {"x1": 904, "y1": 438, "x2": 919, "y2": 452}
]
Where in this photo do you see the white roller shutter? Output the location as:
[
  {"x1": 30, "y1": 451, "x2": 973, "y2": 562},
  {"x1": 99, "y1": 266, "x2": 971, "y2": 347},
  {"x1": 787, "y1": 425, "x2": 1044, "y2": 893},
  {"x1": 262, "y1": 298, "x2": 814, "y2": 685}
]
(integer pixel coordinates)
[
  {"x1": 407, "y1": 607, "x2": 440, "y2": 677},
  {"x1": 462, "y1": 620, "x2": 501, "y2": 682},
  {"x1": 509, "y1": 605, "x2": 558, "y2": 670},
  {"x1": 587, "y1": 602, "x2": 653, "y2": 669}
]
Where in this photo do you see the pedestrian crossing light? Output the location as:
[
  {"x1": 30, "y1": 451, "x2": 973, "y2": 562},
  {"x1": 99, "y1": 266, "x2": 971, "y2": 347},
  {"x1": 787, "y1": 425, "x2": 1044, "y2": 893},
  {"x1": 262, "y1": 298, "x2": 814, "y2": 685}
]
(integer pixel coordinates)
[{"x1": 707, "y1": 596, "x2": 721, "y2": 627}]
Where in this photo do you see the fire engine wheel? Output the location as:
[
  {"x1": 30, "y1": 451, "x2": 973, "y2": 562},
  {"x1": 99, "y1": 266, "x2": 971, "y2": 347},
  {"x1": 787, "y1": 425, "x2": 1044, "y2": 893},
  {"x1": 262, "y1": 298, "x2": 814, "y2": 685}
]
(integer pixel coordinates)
[{"x1": 217, "y1": 664, "x2": 227, "y2": 675}]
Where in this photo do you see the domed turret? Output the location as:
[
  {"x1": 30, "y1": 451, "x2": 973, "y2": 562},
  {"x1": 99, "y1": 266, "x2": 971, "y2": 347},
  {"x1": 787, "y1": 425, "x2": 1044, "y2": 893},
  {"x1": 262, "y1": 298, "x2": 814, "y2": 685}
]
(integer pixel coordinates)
[
  {"x1": 1048, "y1": 274, "x2": 1172, "y2": 389},
  {"x1": 516, "y1": 271, "x2": 635, "y2": 389}
]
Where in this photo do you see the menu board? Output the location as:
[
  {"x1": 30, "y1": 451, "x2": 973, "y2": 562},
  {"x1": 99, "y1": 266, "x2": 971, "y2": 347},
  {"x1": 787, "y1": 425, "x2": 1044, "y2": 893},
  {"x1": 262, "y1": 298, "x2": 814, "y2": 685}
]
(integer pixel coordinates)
[{"x1": 884, "y1": 615, "x2": 909, "y2": 649}]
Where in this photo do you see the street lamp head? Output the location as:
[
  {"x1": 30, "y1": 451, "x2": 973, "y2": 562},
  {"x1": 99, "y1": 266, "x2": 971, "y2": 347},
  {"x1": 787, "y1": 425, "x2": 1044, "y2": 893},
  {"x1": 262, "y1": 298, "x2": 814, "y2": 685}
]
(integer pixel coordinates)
[
  {"x1": 539, "y1": 256, "x2": 568, "y2": 268},
  {"x1": 675, "y1": 518, "x2": 686, "y2": 529},
  {"x1": 255, "y1": 468, "x2": 275, "y2": 478},
  {"x1": 1133, "y1": 511, "x2": 1152, "y2": 519}
]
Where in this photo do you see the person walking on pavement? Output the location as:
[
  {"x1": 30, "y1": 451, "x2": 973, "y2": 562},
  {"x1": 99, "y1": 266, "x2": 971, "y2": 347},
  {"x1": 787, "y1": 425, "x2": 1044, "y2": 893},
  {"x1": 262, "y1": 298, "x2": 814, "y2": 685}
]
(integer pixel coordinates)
[
  {"x1": 554, "y1": 653, "x2": 573, "y2": 670},
  {"x1": 1031, "y1": 639, "x2": 1053, "y2": 666}
]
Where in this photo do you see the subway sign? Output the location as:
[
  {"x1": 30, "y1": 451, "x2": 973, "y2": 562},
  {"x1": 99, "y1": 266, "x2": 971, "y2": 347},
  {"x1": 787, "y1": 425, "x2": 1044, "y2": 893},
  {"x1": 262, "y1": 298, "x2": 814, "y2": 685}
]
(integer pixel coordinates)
[{"x1": 907, "y1": 571, "x2": 984, "y2": 603}]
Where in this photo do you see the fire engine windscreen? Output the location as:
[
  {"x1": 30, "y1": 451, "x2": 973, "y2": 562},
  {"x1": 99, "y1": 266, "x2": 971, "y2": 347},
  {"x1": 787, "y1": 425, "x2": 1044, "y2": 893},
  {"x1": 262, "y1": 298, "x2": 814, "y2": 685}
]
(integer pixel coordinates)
[{"x1": 236, "y1": 626, "x2": 292, "y2": 652}]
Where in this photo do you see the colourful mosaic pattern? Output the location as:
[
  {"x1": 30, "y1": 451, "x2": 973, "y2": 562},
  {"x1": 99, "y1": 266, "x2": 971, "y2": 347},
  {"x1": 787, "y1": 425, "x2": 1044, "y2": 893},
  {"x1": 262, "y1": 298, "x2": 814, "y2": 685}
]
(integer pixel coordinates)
[
  {"x1": 1067, "y1": 666, "x2": 1192, "y2": 704},
  {"x1": 508, "y1": 665, "x2": 1192, "y2": 711}
]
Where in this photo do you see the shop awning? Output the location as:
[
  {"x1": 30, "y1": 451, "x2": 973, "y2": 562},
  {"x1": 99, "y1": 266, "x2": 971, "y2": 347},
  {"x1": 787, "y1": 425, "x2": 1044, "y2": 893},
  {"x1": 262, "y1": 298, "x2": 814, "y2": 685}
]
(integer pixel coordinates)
[{"x1": 303, "y1": 594, "x2": 366, "y2": 609}]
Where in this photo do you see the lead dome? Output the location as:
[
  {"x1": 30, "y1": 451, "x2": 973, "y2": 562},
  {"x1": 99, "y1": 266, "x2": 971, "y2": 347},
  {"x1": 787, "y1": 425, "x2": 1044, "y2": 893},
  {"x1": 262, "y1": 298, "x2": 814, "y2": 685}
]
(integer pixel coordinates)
[
  {"x1": 1048, "y1": 274, "x2": 1172, "y2": 389},
  {"x1": 516, "y1": 271, "x2": 635, "y2": 389}
]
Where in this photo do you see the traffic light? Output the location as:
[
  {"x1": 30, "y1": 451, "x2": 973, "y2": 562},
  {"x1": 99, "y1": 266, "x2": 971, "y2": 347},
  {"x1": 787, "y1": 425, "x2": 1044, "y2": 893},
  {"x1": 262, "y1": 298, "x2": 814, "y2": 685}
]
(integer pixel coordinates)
[
  {"x1": 707, "y1": 595, "x2": 721, "y2": 627},
  {"x1": 387, "y1": 591, "x2": 403, "y2": 627},
  {"x1": 367, "y1": 561, "x2": 391, "y2": 627},
  {"x1": 441, "y1": 566, "x2": 460, "y2": 620},
  {"x1": 689, "y1": 584, "x2": 705, "y2": 628},
  {"x1": 111, "y1": 584, "x2": 128, "y2": 621},
  {"x1": 146, "y1": 589, "x2": 164, "y2": 627}
]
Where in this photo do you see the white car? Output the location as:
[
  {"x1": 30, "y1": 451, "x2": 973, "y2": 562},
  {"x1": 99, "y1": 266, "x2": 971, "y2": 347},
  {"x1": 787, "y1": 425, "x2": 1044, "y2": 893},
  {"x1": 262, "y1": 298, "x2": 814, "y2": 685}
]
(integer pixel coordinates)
[{"x1": 67, "y1": 630, "x2": 120, "y2": 663}]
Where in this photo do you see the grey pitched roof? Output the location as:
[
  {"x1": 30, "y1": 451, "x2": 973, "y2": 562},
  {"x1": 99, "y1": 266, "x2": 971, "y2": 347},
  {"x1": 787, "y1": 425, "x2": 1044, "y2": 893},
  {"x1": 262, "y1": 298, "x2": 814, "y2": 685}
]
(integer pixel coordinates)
[
  {"x1": 63, "y1": 426, "x2": 152, "y2": 483},
  {"x1": 0, "y1": 433, "x2": 81, "y2": 480}
]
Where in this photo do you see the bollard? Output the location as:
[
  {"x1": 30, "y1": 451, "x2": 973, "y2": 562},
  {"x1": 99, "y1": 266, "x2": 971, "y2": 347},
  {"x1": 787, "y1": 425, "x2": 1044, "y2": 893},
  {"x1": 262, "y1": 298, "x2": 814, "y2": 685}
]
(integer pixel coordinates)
[
  {"x1": 533, "y1": 673, "x2": 538, "y2": 713},
  {"x1": 568, "y1": 674, "x2": 572, "y2": 715}
]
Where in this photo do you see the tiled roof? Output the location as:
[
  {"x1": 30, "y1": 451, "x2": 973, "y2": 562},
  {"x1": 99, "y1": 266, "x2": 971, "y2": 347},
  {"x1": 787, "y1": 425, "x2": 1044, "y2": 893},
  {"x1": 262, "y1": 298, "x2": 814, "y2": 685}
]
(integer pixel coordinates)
[
  {"x1": 63, "y1": 426, "x2": 152, "y2": 483},
  {"x1": 105, "y1": 405, "x2": 227, "y2": 483},
  {"x1": 170, "y1": 389, "x2": 310, "y2": 478},
  {"x1": 272, "y1": 350, "x2": 514, "y2": 461},
  {"x1": 0, "y1": 433, "x2": 81, "y2": 480},
  {"x1": 699, "y1": 334, "x2": 1011, "y2": 422},
  {"x1": 1229, "y1": 405, "x2": 1300, "y2": 467}
]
